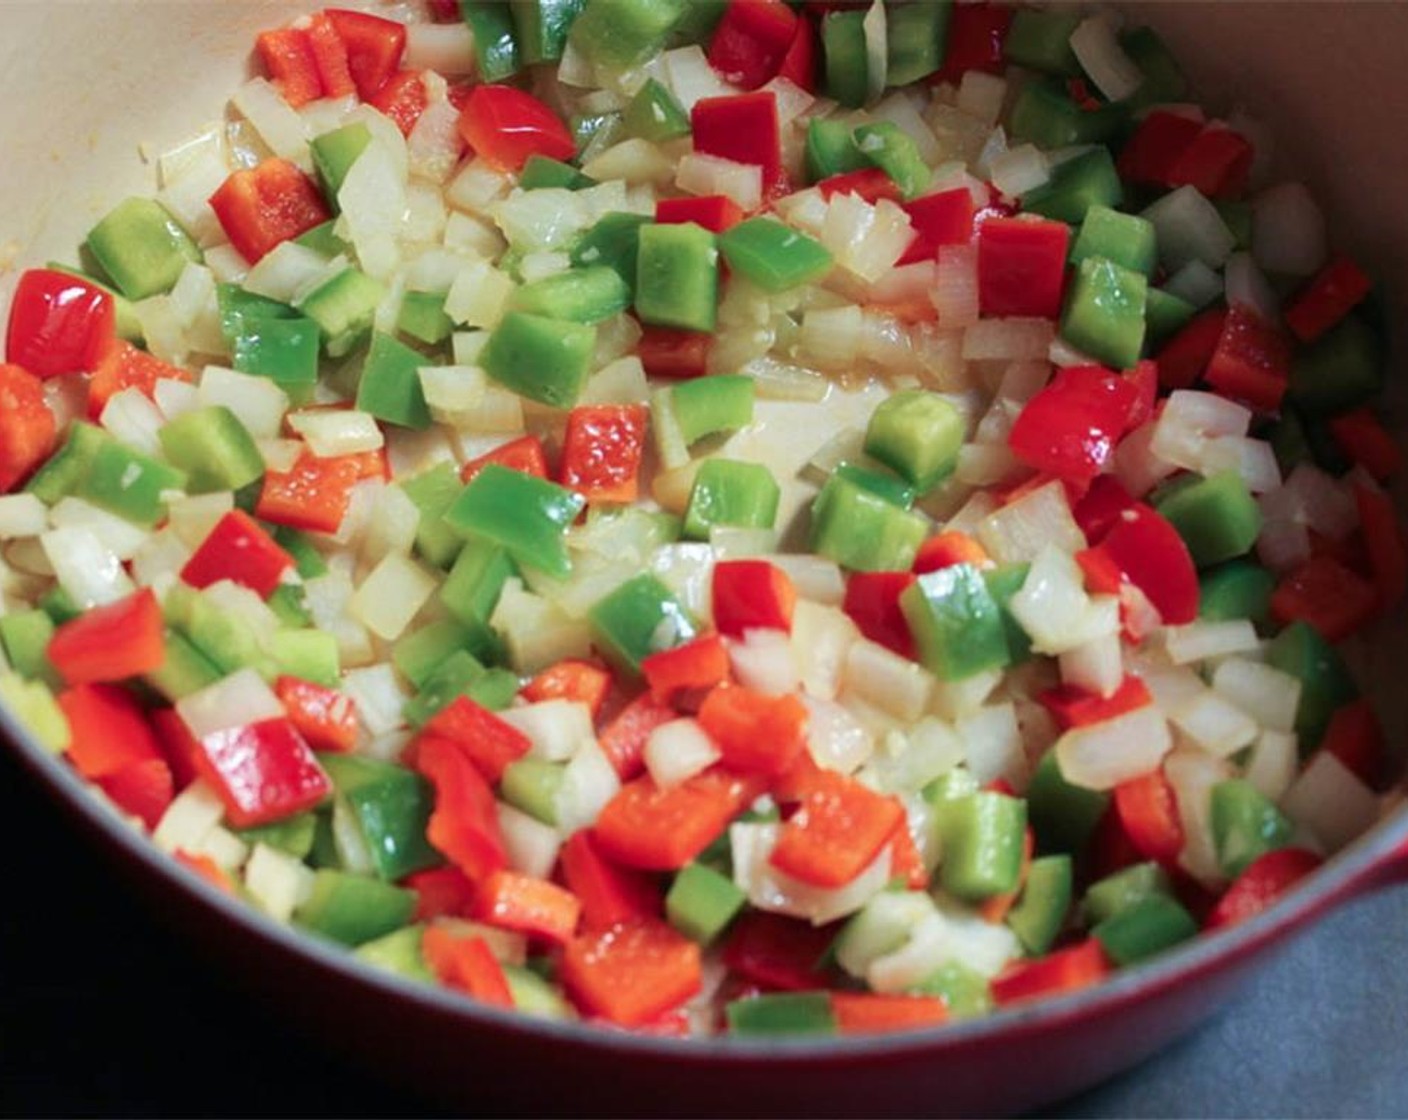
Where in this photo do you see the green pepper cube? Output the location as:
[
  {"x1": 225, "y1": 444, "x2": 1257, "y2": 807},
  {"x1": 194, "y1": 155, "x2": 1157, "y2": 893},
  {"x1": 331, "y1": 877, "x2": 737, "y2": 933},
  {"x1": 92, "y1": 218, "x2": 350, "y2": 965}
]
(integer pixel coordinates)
[
  {"x1": 939, "y1": 791, "x2": 1027, "y2": 902},
  {"x1": 682, "y1": 458, "x2": 780, "y2": 541},
  {"x1": 1144, "y1": 287, "x2": 1197, "y2": 349},
  {"x1": 863, "y1": 389, "x2": 964, "y2": 492},
  {"x1": 570, "y1": 111, "x2": 623, "y2": 160},
  {"x1": 511, "y1": 0, "x2": 586, "y2": 64},
  {"x1": 0, "y1": 676, "x2": 70, "y2": 754},
  {"x1": 1287, "y1": 313, "x2": 1384, "y2": 416},
  {"x1": 504, "y1": 963, "x2": 574, "y2": 1018},
  {"x1": 159, "y1": 405, "x2": 265, "y2": 494},
  {"x1": 267, "y1": 583, "x2": 313, "y2": 629},
  {"x1": 587, "y1": 573, "x2": 696, "y2": 675},
  {"x1": 1006, "y1": 854, "x2": 1072, "y2": 956},
  {"x1": 273, "y1": 526, "x2": 328, "y2": 579},
  {"x1": 295, "y1": 266, "x2": 384, "y2": 358},
  {"x1": 1211, "y1": 779, "x2": 1294, "y2": 879},
  {"x1": 668, "y1": 375, "x2": 756, "y2": 445},
  {"x1": 821, "y1": 10, "x2": 869, "y2": 109},
  {"x1": 518, "y1": 154, "x2": 598, "y2": 192},
  {"x1": 805, "y1": 118, "x2": 867, "y2": 182},
  {"x1": 833, "y1": 461, "x2": 916, "y2": 510},
  {"x1": 809, "y1": 474, "x2": 928, "y2": 572},
  {"x1": 1154, "y1": 469, "x2": 1261, "y2": 567},
  {"x1": 900, "y1": 564, "x2": 1010, "y2": 682},
  {"x1": 1008, "y1": 85, "x2": 1127, "y2": 161},
  {"x1": 1199, "y1": 560, "x2": 1275, "y2": 627},
  {"x1": 400, "y1": 462, "x2": 467, "y2": 570},
  {"x1": 909, "y1": 961, "x2": 992, "y2": 1018},
  {"x1": 402, "y1": 650, "x2": 488, "y2": 729},
  {"x1": 354, "y1": 924, "x2": 433, "y2": 982},
  {"x1": 1026, "y1": 751, "x2": 1109, "y2": 856},
  {"x1": 294, "y1": 869, "x2": 417, "y2": 947},
  {"x1": 1061, "y1": 256, "x2": 1148, "y2": 371},
  {"x1": 460, "y1": 0, "x2": 522, "y2": 79},
  {"x1": 666, "y1": 862, "x2": 747, "y2": 945},
  {"x1": 983, "y1": 562, "x2": 1034, "y2": 664},
  {"x1": 269, "y1": 629, "x2": 341, "y2": 687},
  {"x1": 635, "y1": 222, "x2": 719, "y2": 333},
  {"x1": 726, "y1": 992, "x2": 837, "y2": 1037},
  {"x1": 853, "y1": 121, "x2": 929, "y2": 200},
  {"x1": 1003, "y1": 7, "x2": 1082, "y2": 74},
  {"x1": 571, "y1": 212, "x2": 650, "y2": 296},
  {"x1": 566, "y1": 0, "x2": 686, "y2": 70},
  {"x1": 717, "y1": 219, "x2": 834, "y2": 293},
  {"x1": 440, "y1": 539, "x2": 515, "y2": 628},
  {"x1": 480, "y1": 311, "x2": 598, "y2": 408},
  {"x1": 1071, "y1": 205, "x2": 1158, "y2": 277},
  {"x1": 355, "y1": 331, "x2": 433, "y2": 430},
  {"x1": 510, "y1": 266, "x2": 632, "y2": 324},
  {"x1": 1266, "y1": 620, "x2": 1356, "y2": 751},
  {"x1": 500, "y1": 757, "x2": 567, "y2": 826},
  {"x1": 145, "y1": 629, "x2": 222, "y2": 701},
  {"x1": 669, "y1": 0, "x2": 727, "y2": 45},
  {"x1": 393, "y1": 618, "x2": 480, "y2": 689},
  {"x1": 78, "y1": 438, "x2": 188, "y2": 526},
  {"x1": 311, "y1": 123, "x2": 372, "y2": 205},
  {"x1": 1092, "y1": 894, "x2": 1198, "y2": 967},
  {"x1": 885, "y1": 0, "x2": 951, "y2": 86},
  {"x1": 397, "y1": 291, "x2": 455, "y2": 346},
  {"x1": 235, "y1": 812, "x2": 320, "y2": 860},
  {"x1": 233, "y1": 316, "x2": 321, "y2": 395},
  {"x1": 320, "y1": 753, "x2": 441, "y2": 882},
  {"x1": 1082, "y1": 861, "x2": 1172, "y2": 926},
  {"x1": 38, "y1": 586, "x2": 83, "y2": 626},
  {"x1": 218, "y1": 283, "x2": 297, "y2": 342},
  {"x1": 25, "y1": 422, "x2": 107, "y2": 504},
  {"x1": 1121, "y1": 26, "x2": 1187, "y2": 109},
  {"x1": 623, "y1": 77, "x2": 691, "y2": 142},
  {"x1": 86, "y1": 197, "x2": 201, "y2": 300},
  {"x1": 294, "y1": 220, "x2": 350, "y2": 258},
  {"x1": 444, "y1": 463, "x2": 585, "y2": 579},
  {"x1": 0, "y1": 610, "x2": 56, "y2": 684}
]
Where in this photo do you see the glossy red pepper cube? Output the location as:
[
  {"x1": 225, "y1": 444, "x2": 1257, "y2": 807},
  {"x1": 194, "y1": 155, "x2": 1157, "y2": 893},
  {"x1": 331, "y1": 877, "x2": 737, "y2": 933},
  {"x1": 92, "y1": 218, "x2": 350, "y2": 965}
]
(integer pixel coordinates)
[
  {"x1": 977, "y1": 217, "x2": 1069, "y2": 319},
  {"x1": 5, "y1": 269, "x2": 116, "y2": 379},
  {"x1": 180, "y1": 510, "x2": 295, "y2": 598},
  {"x1": 193, "y1": 718, "x2": 331, "y2": 828}
]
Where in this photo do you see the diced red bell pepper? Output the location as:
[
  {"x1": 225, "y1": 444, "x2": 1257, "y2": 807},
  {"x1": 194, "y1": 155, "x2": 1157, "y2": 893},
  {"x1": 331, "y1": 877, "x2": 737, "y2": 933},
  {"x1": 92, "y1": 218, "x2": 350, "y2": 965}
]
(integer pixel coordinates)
[
  {"x1": 256, "y1": 451, "x2": 361, "y2": 534},
  {"x1": 1283, "y1": 253, "x2": 1373, "y2": 344},
  {"x1": 58, "y1": 683, "x2": 174, "y2": 828},
  {"x1": 305, "y1": 12, "x2": 356, "y2": 100},
  {"x1": 637, "y1": 326, "x2": 712, "y2": 380},
  {"x1": 180, "y1": 510, "x2": 294, "y2": 599},
  {"x1": 708, "y1": 0, "x2": 799, "y2": 89},
  {"x1": 832, "y1": 992, "x2": 948, "y2": 1035},
  {"x1": 914, "y1": 531, "x2": 991, "y2": 575},
  {"x1": 192, "y1": 717, "x2": 330, "y2": 828},
  {"x1": 1125, "y1": 359, "x2": 1158, "y2": 429},
  {"x1": 1165, "y1": 124, "x2": 1254, "y2": 199},
  {"x1": 559, "y1": 830, "x2": 662, "y2": 932},
  {"x1": 416, "y1": 733, "x2": 508, "y2": 882},
  {"x1": 174, "y1": 850, "x2": 236, "y2": 892},
  {"x1": 1009, "y1": 364, "x2": 1140, "y2": 481},
  {"x1": 473, "y1": 869, "x2": 583, "y2": 945},
  {"x1": 87, "y1": 338, "x2": 192, "y2": 420},
  {"x1": 1075, "y1": 546, "x2": 1125, "y2": 597},
  {"x1": 721, "y1": 910, "x2": 836, "y2": 991},
  {"x1": 933, "y1": 2, "x2": 1012, "y2": 84},
  {"x1": 1073, "y1": 475, "x2": 1139, "y2": 543},
  {"x1": 1206, "y1": 847, "x2": 1322, "y2": 929},
  {"x1": 597, "y1": 692, "x2": 677, "y2": 779},
  {"x1": 769, "y1": 770, "x2": 905, "y2": 888},
  {"x1": 562, "y1": 919, "x2": 703, "y2": 1027},
  {"x1": 48, "y1": 588, "x2": 165, "y2": 685},
  {"x1": 369, "y1": 69, "x2": 432, "y2": 137},
  {"x1": 558, "y1": 404, "x2": 649, "y2": 504},
  {"x1": 990, "y1": 938, "x2": 1111, "y2": 1006},
  {"x1": 776, "y1": 11, "x2": 817, "y2": 91},
  {"x1": 422, "y1": 927, "x2": 514, "y2": 1007},
  {"x1": 209, "y1": 159, "x2": 332, "y2": 264},
  {"x1": 149, "y1": 706, "x2": 203, "y2": 791},
  {"x1": 592, "y1": 767, "x2": 766, "y2": 870},
  {"x1": 1329, "y1": 408, "x2": 1403, "y2": 482},
  {"x1": 1203, "y1": 304, "x2": 1291, "y2": 413},
  {"x1": 457, "y1": 84, "x2": 574, "y2": 173},
  {"x1": 97, "y1": 758, "x2": 177, "y2": 832},
  {"x1": 656, "y1": 194, "x2": 746, "y2": 233},
  {"x1": 324, "y1": 9, "x2": 406, "y2": 101},
  {"x1": 843, "y1": 570, "x2": 917, "y2": 660},
  {"x1": 1116, "y1": 110, "x2": 1204, "y2": 188},
  {"x1": 897, "y1": 187, "x2": 976, "y2": 265},
  {"x1": 712, "y1": 560, "x2": 797, "y2": 637},
  {"x1": 257, "y1": 27, "x2": 323, "y2": 108},
  {"x1": 521, "y1": 659, "x2": 613, "y2": 719},
  {"x1": 1114, "y1": 767, "x2": 1184, "y2": 866},
  {"x1": 697, "y1": 685, "x2": 807, "y2": 776},
  {"x1": 1354, "y1": 482, "x2": 1407, "y2": 613},
  {"x1": 817, "y1": 167, "x2": 904, "y2": 205},
  {"x1": 641, "y1": 633, "x2": 732, "y2": 706},
  {"x1": 1090, "y1": 502, "x2": 1200, "y2": 625},
  {"x1": 5, "y1": 269, "x2": 115, "y2": 379},
  {"x1": 1269, "y1": 555, "x2": 1379, "y2": 643},
  {"x1": 1155, "y1": 308, "x2": 1226, "y2": 391},
  {"x1": 426, "y1": 0, "x2": 460, "y2": 21},
  {"x1": 1038, "y1": 676, "x2": 1153, "y2": 732},
  {"x1": 692, "y1": 92, "x2": 787, "y2": 201},
  {"x1": 0, "y1": 363, "x2": 57, "y2": 493},
  {"x1": 275, "y1": 676, "x2": 359, "y2": 754},
  {"x1": 977, "y1": 217, "x2": 1069, "y2": 320},
  {"x1": 417, "y1": 695, "x2": 531, "y2": 784},
  {"x1": 1321, "y1": 698, "x2": 1389, "y2": 792},
  {"x1": 406, "y1": 866, "x2": 479, "y2": 921},
  {"x1": 1088, "y1": 801, "x2": 1145, "y2": 881},
  {"x1": 459, "y1": 434, "x2": 550, "y2": 484}
]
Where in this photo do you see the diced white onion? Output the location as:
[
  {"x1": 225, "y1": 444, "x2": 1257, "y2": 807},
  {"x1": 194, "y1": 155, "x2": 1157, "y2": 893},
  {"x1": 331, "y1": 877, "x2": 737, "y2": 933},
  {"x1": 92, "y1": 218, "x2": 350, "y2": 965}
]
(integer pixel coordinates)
[
  {"x1": 48, "y1": 498, "x2": 148, "y2": 560},
  {"x1": 1114, "y1": 421, "x2": 1179, "y2": 498},
  {"x1": 660, "y1": 45, "x2": 736, "y2": 111},
  {"x1": 1224, "y1": 253, "x2": 1279, "y2": 323},
  {"x1": 1161, "y1": 260, "x2": 1224, "y2": 309},
  {"x1": 360, "y1": 483, "x2": 421, "y2": 565},
  {"x1": 1163, "y1": 619, "x2": 1260, "y2": 665},
  {"x1": 800, "y1": 694, "x2": 874, "y2": 774},
  {"x1": 822, "y1": 195, "x2": 913, "y2": 284},
  {"x1": 349, "y1": 551, "x2": 436, "y2": 640},
  {"x1": 958, "y1": 703, "x2": 1026, "y2": 788},
  {"x1": 1058, "y1": 630, "x2": 1123, "y2": 699},
  {"x1": 1244, "y1": 729, "x2": 1298, "y2": 803},
  {"x1": 841, "y1": 638, "x2": 934, "y2": 722},
  {"x1": 288, "y1": 409, "x2": 385, "y2": 457},
  {"x1": 231, "y1": 78, "x2": 310, "y2": 163},
  {"x1": 585, "y1": 139, "x2": 677, "y2": 188},
  {"x1": 1009, "y1": 545, "x2": 1093, "y2": 654},
  {"x1": 992, "y1": 143, "x2": 1051, "y2": 197},
  {"x1": 342, "y1": 664, "x2": 408, "y2": 737},
  {"x1": 1141, "y1": 185, "x2": 1236, "y2": 272},
  {"x1": 1164, "y1": 747, "x2": 1233, "y2": 887},
  {"x1": 554, "y1": 741, "x2": 621, "y2": 835},
  {"x1": 731, "y1": 821, "x2": 891, "y2": 925},
  {"x1": 100, "y1": 388, "x2": 166, "y2": 458},
  {"x1": 500, "y1": 700, "x2": 596, "y2": 762},
  {"x1": 242, "y1": 241, "x2": 330, "y2": 303},
  {"x1": 405, "y1": 23, "x2": 475, "y2": 75},
  {"x1": 956, "y1": 71, "x2": 1007, "y2": 128},
  {"x1": 1199, "y1": 436, "x2": 1281, "y2": 495},
  {"x1": 444, "y1": 259, "x2": 515, "y2": 328},
  {"x1": 1171, "y1": 688, "x2": 1259, "y2": 757},
  {"x1": 675, "y1": 152, "x2": 763, "y2": 212},
  {"x1": 1284, "y1": 463, "x2": 1358, "y2": 540},
  {"x1": 790, "y1": 601, "x2": 860, "y2": 700},
  {"x1": 40, "y1": 527, "x2": 135, "y2": 607},
  {"x1": 1211, "y1": 659, "x2": 1301, "y2": 733},
  {"x1": 1055, "y1": 704, "x2": 1173, "y2": 791},
  {"x1": 644, "y1": 718, "x2": 721, "y2": 789},
  {"x1": 0, "y1": 494, "x2": 48, "y2": 540},
  {"x1": 728, "y1": 629, "x2": 802, "y2": 696},
  {"x1": 496, "y1": 802, "x2": 562, "y2": 880},
  {"x1": 245, "y1": 842, "x2": 315, "y2": 922},
  {"x1": 932, "y1": 243, "x2": 980, "y2": 328},
  {"x1": 962, "y1": 317, "x2": 1054, "y2": 362},
  {"x1": 1251, "y1": 181, "x2": 1327, "y2": 278},
  {"x1": 178, "y1": 668, "x2": 284, "y2": 740},
  {"x1": 199, "y1": 365, "x2": 289, "y2": 439},
  {"x1": 1280, "y1": 751, "x2": 1379, "y2": 853},
  {"x1": 153, "y1": 780, "x2": 226, "y2": 855},
  {"x1": 1070, "y1": 15, "x2": 1145, "y2": 101},
  {"x1": 930, "y1": 667, "x2": 1002, "y2": 721},
  {"x1": 978, "y1": 480, "x2": 1085, "y2": 565}
]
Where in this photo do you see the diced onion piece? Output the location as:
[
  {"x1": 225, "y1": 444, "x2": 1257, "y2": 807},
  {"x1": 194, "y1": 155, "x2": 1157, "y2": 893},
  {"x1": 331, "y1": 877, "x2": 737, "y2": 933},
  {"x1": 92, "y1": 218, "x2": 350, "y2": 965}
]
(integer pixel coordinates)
[
  {"x1": 762, "y1": 76, "x2": 815, "y2": 126},
  {"x1": 100, "y1": 387, "x2": 166, "y2": 458},
  {"x1": 496, "y1": 802, "x2": 562, "y2": 880},
  {"x1": 644, "y1": 718, "x2": 721, "y2": 789},
  {"x1": 499, "y1": 700, "x2": 596, "y2": 762},
  {"x1": 1279, "y1": 752, "x2": 1379, "y2": 853},
  {"x1": 555, "y1": 741, "x2": 621, "y2": 835},
  {"x1": 243, "y1": 241, "x2": 330, "y2": 303},
  {"x1": 728, "y1": 629, "x2": 802, "y2": 696},
  {"x1": 40, "y1": 526, "x2": 135, "y2": 607},
  {"x1": 47, "y1": 498, "x2": 148, "y2": 561},
  {"x1": 930, "y1": 667, "x2": 1002, "y2": 722},
  {"x1": 800, "y1": 304, "x2": 863, "y2": 369},
  {"x1": 1008, "y1": 546, "x2": 1093, "y2": 656},
  {"x1": 791, "y1": 601, "x2": 860, "y2": 700},
  {"x1": 866, "y1": 911, "x2": 952, "y2": 994},
  {"x1": 659, "y1": 45, "x2": 735, "y2": 111},
  {"x1": 978, "y1": 481, "x2": 1085, "y2": 566},
  {"x1": 731, "y1": 821, "x2": 892, "y2": 925},
  {"x1": 1223, "y1": 252, "x2": 1279, "y2": 323},
  {"x1": 153, "y1": 780, "x2": 226, "y2": 855},
  {"x1": 1256, "y1": 510, "x2": 1311, "y2": 573},
  {"x1": 931, "y1": 243, "x2": 980, "y2": 328},
  {"x1": 869, "y1": 717, "x2": 964, "y2": 793},
  {"x1": 1171, "y1": 688, "x2": 1258, "y2": 757},
  {"x1": 167, "y1": 492, "x2": 235, "y2": 552},
  {"x1": 962, "y1": 317, "x2": 1054, "y2": 362},
  {"x1": 769, "y1": 555, "x2": 845, "y2": 607},
  {"x1": 447, "y1": 160, "x2": 513, "y2": 222},
  {"x1": 1244, "y1": 729, "x2": 1298, "y2": 803},
  {"x1": 133, "y1": 295, "x2": 188, "y2": 366},
  {"x1": 288, "y1": 409, "x2": 385, "y2": 457},
  {"x1": 991, "y1": 143, "x2": 1050, "y2": 197},
  {"x1": 1056, "y1": 705, "x2": 1172, "y2": 791},
  {"x1": 1199, "y1": 436, "x2": 1281, "y2": 495},
  {"x1": 871, "y1": 91, "x2": 941, "y2": 163},
  {"x1": 800, "y1": 694, "x2": 874, "y2": 774},
  {"x1": 585, "y1": 139, "x2": 676, "y2": 187},
  {"x1": 1070, "y1": 15, "x2": 1144, "y2": 101},
  {"x1": 1161, "y1": 259, "x2": 1224, "y2": 309},
  {"x1": 842, "y1": 637, "x2": 934, "y2": 722},
  {"x1": 445, "y1": 259, "x2": 515, "y2": 328},
  {"x1": 1143, "y1": 185, "x2": 1236, "y2": 272},
  {"x1": 231, "y1": 78, "x2": 309, "y2": 162},
  {"x1": 348, "y1": 552, "x2": 437, "y2": 640},
  {"x1": 1164, "y1": 747, "x2": 1233, "y2": 887},
  {"x1": 1251, "y1": 181, "x2": 1327, "y2": 278},
  {"x1": 129, "y1": 531, "x2": 192, "y2": 595},
  {"x1": 743, "y1": 355, "x2": 829, "y2": 403},
  {"x1": 342, "y1": 664, "x2": 407, "y2": 737},
  {"x1": 360, "y1": 484, "x2": 422, "y2": 565},
  {"x1": 203, "y1": 244, "x2": 252, "y2": 286},
  {"x1": 583, "y1": 352, "x2": 651, "y2": 408},
  {"x1": 1058, "y1": 630, "x2": 1123, "y2": 699},
  {"x1": 178, "y1": 667, "x2": 284, "y2": 740},
  {"x1": 245, "y1": 842, "x2": 316, "y2": 922},
  {"x1": 957, "y1": 703, "x2": 1026, "y2": 788},
  {"x1": 1163, "y1": 619, "x2": 1260, "y2": 665},
  {"x1": 1283, "y1": 463, "x2": 1357, "y2": 540},
  {"x1": 407, "y1": 97, "x2": 465, "y2": 186},
  {"x1": 1211, "y1": 659, "x2": 1301, "y2": 733},
  {"x1": 0, "y1": 494, "x2": 48, "y2": 539},
  {"x1": 405, "y1": 23, "x2": 475, "y2": 75},
  {"x1": 675, "y1": 152, "x2": 763, "y2": 211},
  {"x1": 1114, "y1": 421, "x2": 1178, "y2": 498},
  {"x1": 199, "y1": 365, "x2": 289, "y2": 440},
  {"x1": 822, "y1": 195, "x2": 913, "y2": 284},
  {"x1": 835, "y1": 890, "x2": 937, "y2": 979},
  {"x1": 956, "y1": 71, "x2": 1007, "y2": 127}
]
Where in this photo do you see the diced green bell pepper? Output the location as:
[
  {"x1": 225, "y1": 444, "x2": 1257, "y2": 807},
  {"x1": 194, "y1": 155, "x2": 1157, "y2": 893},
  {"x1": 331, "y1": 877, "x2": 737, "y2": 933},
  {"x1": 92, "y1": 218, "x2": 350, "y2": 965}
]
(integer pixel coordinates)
[
  {"x1": 568, "y1": 0, "x2": 687, "y2": 71},
  {"x1": 459, "y1": 0, "x2": 521, "y2": 79},
  {"x1": 1155, "y1": 469, "x2": 1261, "y2": 567},
  {"x1": 570, "y1": 110, "x2": 624, "y2": 160},
  {"x1": 233, "y1": 315, "x2": 321, "y2": 397},
  {"x1": 853, "y1": 121, "x2": 929, "y2": 199},
  {"x1": 1026, "y1": 751, "x2": 1109, "y2": 856},
  {"x1": 1008, "y1": 80, "x2": 1127, "y2": 151},
  {"x1": 587, "y1": 573, "x2": 696, "y2": 674},
  {"x1": 269, "y1": 583, "x2": 313, "y2": 630},
  {"x1": 863, "y1": 389, "x2": 964, "y2": 492},
  {"x1": 400, "y1": 462, "x2": 467, "y2": 570},
  {"x1": 38, "y1": 586, "x2": 82, "y2": 626},
  {"x1": 623, "y1": 77, "x2": 691, "y2": 142},
  {"x1": 939, "y1": 791, "x2": 1027, "y2": 902},
  {"x1": 0, "y1": 610, "x2": 56, "y2": 685},
  {"x1": 1003, "y1": 7, "x2": 1082, "y2": 74},
  {"x1": 901, "y1": 564, "x2": 1010, "y2": 682},
  {"x1": 218, "y1": 283, "x2": 297, "y2": 342},
  {"x1": 885, "y1": 0, "x2": 951, "y2": 86},
  {"x1": 86, "y1": 197, "x2": 201, "y2": 300},
  {"x1": 76, "y1": 438, "x2": 186, "y2": 527},
  {"x1": 983, "y1": 562, "x2": 1034, "y2": 664},
  {"x1": 667, "y1": 374, "x2": 756, "y2": 445},
  {"x1": 821, "y1": 10, "x2": 869, "y2": 109},
  {"x1": 1266, "y1": 620, "x2": 1356, "y2": 752},
  {"x1": 235, "y1": 812, "x2": 319, "y2": 860},
  {"x1": 718, "y1": 219, "x2": 834, "y2": 293},
  {"x1": 1200, "y1": 560, "x2": 1275, "y2": 627},
  {"x1": 805, "y1": 118, "x2": 867, "y2": 182},
  {"x1": 270, "y1": 629, "x2": 340, "y2": 687},
  {"x1": 397, "y1": 291, "x2": 454, "y2": 347},
  {"x1": 726, "y1": 992, "x2": 837, "y2": 1037},
  {"x1": 1211, "y1": 779, "x2": 1294, "y2": 879},
  {"x1": 504, "y1": 963, "x2": 573, "y2": 1017},
  {"x1": 910, "y1": 960, "x2": 992, "y2": 1018},
  {"x1": 144, "y1": 629, "x2": 222, "y2": 701},
  {"x1": 1006, "y1": 854, "x2": 1072, "y2": 956},
  {"x1": 444, "y1": 464, "x2": 585, "y2": 579},
  {"x1": 518, "y1": 154, "x2": 598, "y2": 192},
  {"x1": 501, "y1": 757, "x2": 566, "y2": 826},
  {"x1": 25, "y1": 421, "x2": 107, "y2": 504},
  {"x1": 667, "y1": 861, "x2": 746, "y2": 945},
  {"x1": 294, "y1": 220, "x2": 350, "y2": 258},
  {"x1": 833, "y1": 461, "x2": 916, "y2": 510},
  {"x1": 158, "y1": 406, "x2": 264, "y2": 494},
  {"x1": 572, "y1": 212, "x2": 650, "y2": 296},
  {"x1": 294, "y1": 869, "x2": 418, "y2": 947},
  {"x1": 1082, "y1": 861, "x2": 1172, "y2": 926},
  {"x1": 320, "y1": 753, "x2": 441, "y2": 882},
  {"x1": 511, "y1": 0, "x2": 587, "y2": 65},
  {"x1": 1070, "y1": 205, "x2": 1158, "y2": 277},
  {"x1": 394, "y1": 618, "x2": 482, "y2": 689},
  {"x1": 354, "y1": 924, "x2": 433, "y2": 981},
  {"x1": 311, "y1": 123, "x2": 372, "y2": 206},
  {"x1": 511, "y1": 266, "x2": 632, "y2": 324},
  {"x1": 682, "y1": 458, "x2": 780, "y2": 541},
  {"x1": 295, "y1": 266, "x2": 384, "y2": 358},
  {"x1": 810, "y1": 474, "x2": 928, "y2": 572},
  {"x1": 1092, "y1": 894, "x2": 1198, "y2": 967},
  {"x1": 635, "y1": 222, "x2": 719, "y2": 333},
  {"x1": 405, "y1": 653, "x2": 517, "y2": 727},
  {"x1": 1144, "y1": 287, "x2": 1197, "y2": 349},
  {"x1": 273, "y1": 526, "x2": 328, "y2": 579},
  {"x1": 0, "y1": 675, "x2": 69, "y2": 754},
  {"x1": 481, "y1": 311, "x2": 598, "y2": 408},
  {"x1": 1287, "y1": 313, "x2": 1383, "y2": 416},
  {"x1": 440, "y1": 539, "x2": 515, "y2": 632},
  {"x1": 1121, "y1": 26, "x2": 1187, "y2": 110},
  {"x1": 356, "y1": 331, "x2": 433, "y2": 430},
  {"x1": 1061, "y1": 256, "x2": 1148, "y2": 370}
]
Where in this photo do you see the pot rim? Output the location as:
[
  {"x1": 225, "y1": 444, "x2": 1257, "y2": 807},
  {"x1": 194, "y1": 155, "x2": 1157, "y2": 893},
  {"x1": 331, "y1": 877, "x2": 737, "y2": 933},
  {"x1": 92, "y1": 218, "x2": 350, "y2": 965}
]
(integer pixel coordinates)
[{"x1": 5, "y1": 697, "x2": 1403, "y2": 1064}]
